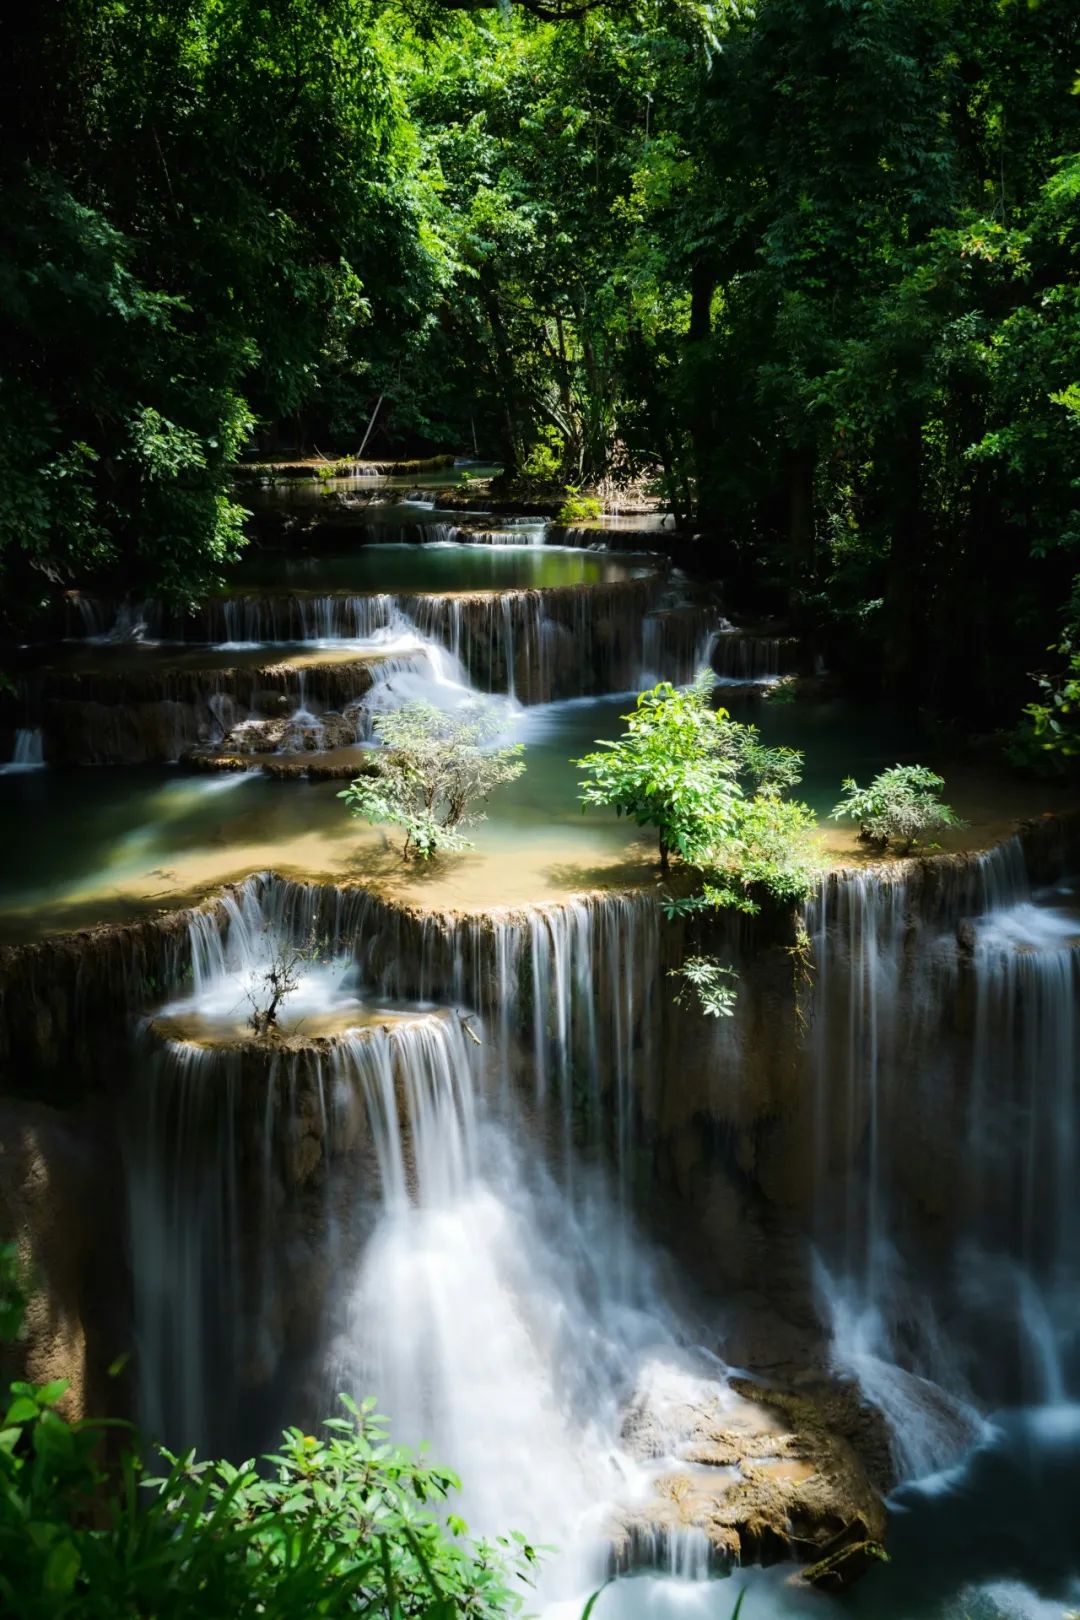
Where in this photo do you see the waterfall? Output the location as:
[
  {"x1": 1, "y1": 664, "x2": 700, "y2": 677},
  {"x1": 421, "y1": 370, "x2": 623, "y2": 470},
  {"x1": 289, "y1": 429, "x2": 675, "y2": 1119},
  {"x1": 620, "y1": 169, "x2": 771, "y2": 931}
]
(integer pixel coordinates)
[
  {"x1": 0, "y1": 728, "x2": 45, "y2": 773},
  {"x1": 807, "y1": 840, "x2": 1080, "y2": 1475},
  {"x1": 127, "y1": 1010, "x2": 486, "y2": 1454},
  {"x1": 61, "y1": 578, "x2": 718, "y2": 709},
  {"x1": 69, "y1": 595, "x2": 152, "y2": 642},
  {"x1": 328, "y1": 1029, "x2": 642, "y2": 1585},
  {"x1": 182, "y1": 874, "x2": 662, "y2": 1174},
  {"x1": 209, "y1": 593, "x2": 401, "y2": 644},
  {"x1": 124, "y1": 874, "x2": 725, "y2": 1596},
  {"x1": 711, "y1": 626, "x2": 795, "y2": 682}
]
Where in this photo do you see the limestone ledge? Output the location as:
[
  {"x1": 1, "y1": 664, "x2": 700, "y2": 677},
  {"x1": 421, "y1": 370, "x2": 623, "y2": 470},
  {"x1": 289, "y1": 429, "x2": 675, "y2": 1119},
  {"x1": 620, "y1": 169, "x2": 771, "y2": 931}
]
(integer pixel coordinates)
[
  {"x1": 2, "y1": 810, "x2": 1078, "y2": 1084},
  {"x1": 611, "y1": 1371, "x2": 888, "y2": 1588},
  {"x1": 6, "y1": 654, "x2": 380, "y2": 766}
]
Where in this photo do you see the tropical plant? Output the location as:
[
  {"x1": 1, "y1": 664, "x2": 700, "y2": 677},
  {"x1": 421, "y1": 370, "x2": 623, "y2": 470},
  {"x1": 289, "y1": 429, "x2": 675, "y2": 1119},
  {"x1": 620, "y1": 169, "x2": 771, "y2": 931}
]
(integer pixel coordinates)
[
  {"x1": 577, "y1": 670, "x2": 817, "y2": 894},
  {"x1": 340, "y1": 700, "x2": 525, "y2": 861},
  {"x1": 575, "y1": 671, "x2": 744, "y2": 875},
  {"x1": 578, "y1": 671, "x2": 820, "y2": 1016},
  {"x1": 830, "y1": 765, "x2": 962, "y2": 853},
  {"x1": 0, "y1": 1246, "x2": 536, "y2": 1620},
  {"x1": 668, "y1": 956, "x2": 738, "y2": 1019},
  {"x1": 556, "y1": 491, "x2": 603, "y2": 526}
]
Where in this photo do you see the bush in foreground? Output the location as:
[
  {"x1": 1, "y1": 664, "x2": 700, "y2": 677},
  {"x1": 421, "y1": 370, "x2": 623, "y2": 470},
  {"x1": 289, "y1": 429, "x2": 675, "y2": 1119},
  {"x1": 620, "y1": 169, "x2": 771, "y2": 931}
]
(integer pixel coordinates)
[{"x1": 0, "y1": 1249, "x2": 534, "y2": 1620}]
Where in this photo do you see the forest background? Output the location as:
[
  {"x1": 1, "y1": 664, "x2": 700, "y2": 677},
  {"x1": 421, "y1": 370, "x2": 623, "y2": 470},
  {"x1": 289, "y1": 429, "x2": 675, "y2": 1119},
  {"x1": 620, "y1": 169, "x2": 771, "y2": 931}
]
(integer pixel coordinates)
[{"x1": 3, "y1": 0, "x2": 1079, "y2": 735}]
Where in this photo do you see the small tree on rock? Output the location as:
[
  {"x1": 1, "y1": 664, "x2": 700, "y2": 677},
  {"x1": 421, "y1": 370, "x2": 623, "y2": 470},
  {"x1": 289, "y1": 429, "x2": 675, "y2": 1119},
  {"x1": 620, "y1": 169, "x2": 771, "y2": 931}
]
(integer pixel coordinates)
[
  {"x1": 339, "y1": 699, "x2": 526, "y2": 861},
  {"x1": 245, "y1": 927, "x2": 320, "y2": 1037},
  {"x1": 830, "y1": 764, "x2": 962, "y2": 854},
  {"x1": 574, "y1": 672, "x2": 744, "y2": 874},
  {"x1": 576, "y1": 670, "x2": 821, "y2": 1017}
]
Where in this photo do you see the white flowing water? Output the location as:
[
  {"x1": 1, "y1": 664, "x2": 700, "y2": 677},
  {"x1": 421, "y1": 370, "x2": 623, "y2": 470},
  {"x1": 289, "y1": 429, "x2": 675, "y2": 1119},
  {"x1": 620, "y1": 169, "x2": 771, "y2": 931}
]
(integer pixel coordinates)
[
  {"x1": 808, "y1": 841, "x2": 1080, "y2": 1483},
  {"x1": 0, "y1": 727, "x2": 45, "y2": 773},
  {"x1": 118, "y1": 818, "x2": 1080, "y2": 1617},
  {"x1": 127, "y1": 880, "x2": 746, "y2": 1608}
]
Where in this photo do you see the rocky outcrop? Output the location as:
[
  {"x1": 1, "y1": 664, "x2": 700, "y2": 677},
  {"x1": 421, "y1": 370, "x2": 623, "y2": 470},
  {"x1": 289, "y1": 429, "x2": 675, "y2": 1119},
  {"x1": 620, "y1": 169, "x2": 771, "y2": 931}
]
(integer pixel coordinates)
[
  {"x1": 13, "y1": 655, "x2": 377, "y2": 765},
  {"x1": 611, "y1": 1366, "x2": 887, "y2": 1583}
]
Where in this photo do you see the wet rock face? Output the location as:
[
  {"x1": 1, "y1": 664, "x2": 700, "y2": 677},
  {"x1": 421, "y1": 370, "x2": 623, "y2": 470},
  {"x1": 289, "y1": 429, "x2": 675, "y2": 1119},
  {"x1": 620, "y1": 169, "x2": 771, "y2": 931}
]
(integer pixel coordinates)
[
  {"x1": 612, "y1": 1366, "x2": 887, "y2": 1583},
  {"x1": 0, "y1": 1099, "x2": 126, "y2": 1422},
  {"x1": 15, "y1": 659, "x2": 376, "y2": 764},
  {"x1": 214, "y1": 703, "x2": 364, "y2": 756}
]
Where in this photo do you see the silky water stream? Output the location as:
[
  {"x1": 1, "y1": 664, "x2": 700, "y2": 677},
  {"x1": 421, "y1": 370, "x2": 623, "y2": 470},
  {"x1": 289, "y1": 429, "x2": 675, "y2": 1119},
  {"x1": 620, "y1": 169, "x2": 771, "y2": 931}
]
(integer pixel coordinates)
[
  {"x1": 117, "y1": 830, "x2": 1080, "y2": 1620},
  {"x1": 6, "y1": 499, "x2": 1078, "y2": 1620},
  {"x1": 126, "y1": 882, "x2": 736, "y2": 1610}
]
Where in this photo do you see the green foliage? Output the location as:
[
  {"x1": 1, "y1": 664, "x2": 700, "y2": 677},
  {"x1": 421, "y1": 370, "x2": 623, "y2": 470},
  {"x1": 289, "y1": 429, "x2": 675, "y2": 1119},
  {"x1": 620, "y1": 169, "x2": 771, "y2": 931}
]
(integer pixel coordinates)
[
  {"x1": 0, "y1": 1, "x2": 440, "y2": 622},
  {"x1": 339, "y1": 701, "x2": 525, "y2": 861},
  {"x1": 668, "y1": 956, "x2": 738, "y2": 1019},
  {"x1": 5, "y1": 0, "x2": 1079, "y2": 725},
  {"x1": 0, "y1": 1243, "x2": 27, "y2": 1344},
  {"x1": 0, "y1": 1248, "x2": 534, "y2": 1620},
  {"x1": 579, "y1": 670, "x2": 819, "y2": 1016},
  {"x1": 519, "y1": 427, "x2": 565, "y2": 488},
  {"x1": 575, "y1": 670, "x2": 744, "y2": 874},
  {"x1": 578, "y1": 669, "x2": 818, "y2": 902},
  {"x1": 1023, "y1": 644, "x2": 1080, "y2": 764},
  {"x1": 703, "y1": 793, "x2": 822, "y2": 913},
  {"x1": 1015, "y1": 613, "x2": 1080, "y2": 767},
  {"x1": 831, "y1": 765, "x2": 963, "y2": 854},
  {"x1": 556, "y1": 491, "x2": 603, "y2": 526},
  {"x1": 0, "y1": 1388, "x2": 534, "y2": 1620}
]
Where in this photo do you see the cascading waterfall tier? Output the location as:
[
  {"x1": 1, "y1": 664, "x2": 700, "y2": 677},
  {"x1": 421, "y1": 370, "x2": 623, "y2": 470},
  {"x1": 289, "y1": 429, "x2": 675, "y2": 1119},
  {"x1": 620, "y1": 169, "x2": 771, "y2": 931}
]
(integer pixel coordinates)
[
  {"x1": 129, "y1": 1002, "x2": 481, "y2": 1454},
  {"x1": 15, "y1": 573, "x2": 721, "y2": 763},
  {"x1": 7, "y1": 812, "x2": 1080, "y2": 1574},
  {"x1": 802, "y1": 838, "x2": 1080, "y2": 1471},
  {"x1": 123, "y1": 873, "x2": 886, "y2": 1595},
  {"x1": 64, "y1": 576, "x2": 715, "y2": 703},
  {"x1": 10, "y1": 651, "x2": 388, "y2": 765},
  {"x1": 0, "y1": 727, "x2": 46, "y2": 773}
]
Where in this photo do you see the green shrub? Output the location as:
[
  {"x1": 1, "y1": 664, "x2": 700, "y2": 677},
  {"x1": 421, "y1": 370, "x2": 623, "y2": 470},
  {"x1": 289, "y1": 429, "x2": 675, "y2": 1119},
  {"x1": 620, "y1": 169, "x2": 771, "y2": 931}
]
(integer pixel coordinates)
[
  {"x1": 577, "y1": 671, "x2": 821, "y2": 1015},
  {"x1": 0, "y1": 1248, "x2": 535, "y2": 1620},
  {"x1": 556, "y1": 490, "x2": 603, "y2": 526},
  {"x1": 830, "y1": 764, "x2": 962, "y2": 853},
  {"x1": 519, "y1": 427, "x2": 563, "y2": 488},
  {"x1": 576, "y1": 670, "x2": 816, "y2": 901},
  {"x1": 1013, "y1": 638, "x2": 1080, "y2": 769},
  {"x1": 339, "y1": 700, "x2": 525, "y2": 860},
  {"x1": 574, "y1": 671, "x2": 744, "y2": 875}
]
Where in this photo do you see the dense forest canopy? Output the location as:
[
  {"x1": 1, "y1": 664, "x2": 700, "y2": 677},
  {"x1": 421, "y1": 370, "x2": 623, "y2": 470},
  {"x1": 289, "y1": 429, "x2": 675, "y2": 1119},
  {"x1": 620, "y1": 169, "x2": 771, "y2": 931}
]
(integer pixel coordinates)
[{"x1": 2, "y1": 0, "x2": 1078, "y2": 729}]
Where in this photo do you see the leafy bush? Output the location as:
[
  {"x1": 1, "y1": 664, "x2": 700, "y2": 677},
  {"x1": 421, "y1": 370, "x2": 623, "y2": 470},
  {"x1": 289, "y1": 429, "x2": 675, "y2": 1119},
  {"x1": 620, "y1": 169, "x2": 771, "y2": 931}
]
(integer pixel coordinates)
[
  {"x1": 577, "y1": 671, "x2": 821, "y2": 1016},
  {"x1": 0, "y1": 1248, "x2": 535, "y2": 1620},
  {"x1": 1016, "y1": 638, "x2": 1080, "y2": 768},
  {"x1": 575, "y1": 671, "x2": 745, "y2": 875},
  {"x1": 706, "y1": 793, "x2": 821, "y2": 911},
  {"x1": 518, "y1": 426, "x2": 564, "y2": 488},
  {"x1": 576, "y1": 670, "x2": 816, "y2": 901},
  {"x1": 556, "y1": 490, "x2": 603, "y2": 525},
  {"x1": 669, "y1": 956, "x2": 738, "y2": 1018},
  {"x1": 340, "y1": 700, "x2": 525, "y2": 861},
  {"x1": 830, "y1": 765, "x2": 962, "y2": 853},
  {"x1": 0, "y1": 1389, "x2": 535, "y2": 1620}
]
